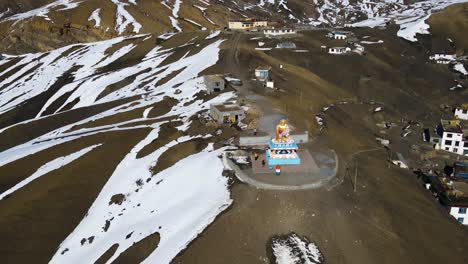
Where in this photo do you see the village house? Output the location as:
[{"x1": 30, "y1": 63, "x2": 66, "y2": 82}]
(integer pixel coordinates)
[
  {"x1": 448, "y1": 200, "x2": 468, "y2": 225},
  {"x1": 353, "y1": 44, "x2": 365, "y2": 54},
  {"x1": 203, "y1": 75, "x2": 225, "y2": 94},
  {"x1": 421, "y1": 172, "x2": 468, "y2": 225},
  {"x1": 455, "y1": 104, "x2": 468, "y2": 120},
  {"x1": 327, "y1": 31, "x2": 350, "y2": 40},
  {"x1": 429, "y1": 53, "x2": 456, "y2": 64},
  {"x1": 437, "y1": 119, "x2": 468, "y2": 156},
  {"x1": 328, "y1": 47, "x2": 351, "y2": 55},
  {"x1": 264, "y1": 27, "x2": 297, "y2": 36},
  {"x1": 255, "y1": 66, "x2": 271, "y2": 81},
  {"x1": 442, "y1": 180, "x2": 468, "y2": 225},
  {"x1": 209, "y1": 103, "x2": 245, "y2": 124},
  {"x1": 228, "y1": 19, "x2": 268, "y2": 30}
]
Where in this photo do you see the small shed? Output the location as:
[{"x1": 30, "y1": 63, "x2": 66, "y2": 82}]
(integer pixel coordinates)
[
  {"x1": 327, "y1": 31, "x2": 349, "y2": 40},
  {"x1": 266, "y1": 81, "x2": 275, "y2": 89},
  {"x1": 255, "y1": 66, "x2": 271, "y2": 81},
  {"x1": 328, "y1": 47, "x2": 351, "y2": 55},
  {"x1": 210, "y1": 104, "x2": 245, "y2": 124},
  {"x1": 264, "y1": 28, "x2": 297, "y2": 36},
  {"x1": 455, "y1": 104, "x2": 468, "y2": 120},
  {"x1": 203, "y1": 75, "x2": 225, "y2": 94},
  {"x1": 353, "y1": 44, "x2": 365, "y2": 55},
  {"x1": 276, "y1": 42, "x2": 297, "y2": 49}
]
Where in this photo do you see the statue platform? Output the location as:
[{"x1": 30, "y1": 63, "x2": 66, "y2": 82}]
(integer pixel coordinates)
[{"x1": 266, "y1": 139, "x2": 301, "y2": 166}]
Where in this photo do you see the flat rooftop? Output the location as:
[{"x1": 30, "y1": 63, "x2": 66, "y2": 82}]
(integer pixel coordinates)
[
  {"x1": 457, "y1": 104, "x2": 468, "y2": 111},
  {"x1": 255, "y1": 66, "x2": 270, "y2": 71},
  {"x1": 205, "y1": 75, "x2": 224, "y2": 82},
  {"x1": 452, "y1": 181, "x2": 468, "y2": 195},
  {"x1": 212, "y1": 104, "x2": 243, "y2": 112},
  {"x1": 440, "y1": 119, "x2": 463, "y2": 133}
]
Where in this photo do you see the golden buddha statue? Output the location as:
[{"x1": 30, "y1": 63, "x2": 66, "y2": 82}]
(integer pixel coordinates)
[{"x1": 275, "y1": 117, "x2": 290, "y2": 143}]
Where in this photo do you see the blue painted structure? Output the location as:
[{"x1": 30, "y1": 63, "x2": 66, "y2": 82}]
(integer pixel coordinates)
[
  {"x1": 268, "y1": 140, "x2": 298, "y2": 149},
  {"x1": 454, "y1": 161, "x2": 468, "y2": 178},
  {"x1": 266, "y1": 139, "x2": 301, "y2": 166}
]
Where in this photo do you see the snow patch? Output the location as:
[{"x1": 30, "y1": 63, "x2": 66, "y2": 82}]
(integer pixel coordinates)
[
  {"x1": 272, "y1": 233, "x2": 323, "y2": 264},
  {"x1": 88, "y1": 8, "x2": 101, "y2": 27}
]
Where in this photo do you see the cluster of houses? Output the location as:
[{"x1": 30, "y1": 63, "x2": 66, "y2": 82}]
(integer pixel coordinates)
[
  {"x1": 202, "y1": 74, "x2": 246, "y2": 125},
  {"x1": 202, "y1": 66, "x2": 276, "y2": 126},
  {"x1": 420, "y1": 161, "x2": 468, "y2": 225},
  {"x1": 323, "y1": 31, "x2": 365, "y2": 55},
  {"x1": 420, "y1": 104, "x2": 468, "y2": 225},
  {"x1": 425, "y1": 104, "x2": 468, "y2": 156},
  {"x1": 228, "y1": 18, "x2": 297, "y2": 36}
]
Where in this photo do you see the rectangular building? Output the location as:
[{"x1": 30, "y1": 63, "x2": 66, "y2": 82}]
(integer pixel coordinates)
[
  {"x1": 228, "y1": 19, "x2": 268, "y2": 30},
  {"x1": 209, "y1": 104, "x2": 245, "y2": 124},
  {"x1": 203, "y1": 75, "x2": 225, "y2": 95},
  {"x1": 264, "y1": 28, "x2": 297, "y2": 36},
  {"x1": 437, "y1": 120, "x2": 468, "y2": 156},
  {"x1": 455, "y1": 104, "x2": 468, "y2": 120},
  {"x1": 327, "y1": 31, "x2": 350, "y2": 40},
  {"x1": 328, "y1": 47, "x2": 351, "y2": 55}
]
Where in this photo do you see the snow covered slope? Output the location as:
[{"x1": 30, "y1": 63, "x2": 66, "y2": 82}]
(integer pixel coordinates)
[{"x1": 0, "y1": 31, "x2": 235, "y2": 263}]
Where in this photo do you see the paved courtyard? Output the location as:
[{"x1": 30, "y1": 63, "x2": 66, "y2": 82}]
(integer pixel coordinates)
[
  {"x1": 226, "y1": 145, "x2": 338, "y2": 190},
  {"x1": 251, "y1": 149, "x2": 318, "y2": 174}
]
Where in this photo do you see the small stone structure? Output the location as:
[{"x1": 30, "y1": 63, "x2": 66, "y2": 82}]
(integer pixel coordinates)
[
  {"x1": 210, "y1": 103, "x2": 245, "y2": 124},
  {"x1": 203, "y1": 75, "x2": 225, "y2": 94}
]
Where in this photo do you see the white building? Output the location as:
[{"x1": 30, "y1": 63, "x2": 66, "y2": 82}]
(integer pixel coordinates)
[
  {"x1": 449, "y1": 206, "x2": 468, "y2": 225},
  {"x1": 228, "y1": 19, "x2": 268, "y2": 30},
  {"x1": 264, "y1": 28, "x2": 297, "y2": 36},
  {"x1": 255, "y1": 66, "x2": 270, "y2": 81},
  {"x1": 266, "y1": 81, "x2": 274, "y2": 89},
  {"x1": 353, "y1": 44, "x2": 365, "y2": 54},
  {"x1": 328, "y1": 47, "x2": 351, "y2": 55},
  {"x1": 444, "y1": 180, "x2": 468, "y2": 225},
  {"x1": 455, "y1": 104, "x2": 468, "y2": 120},
  {"x1": 327, "y1": 31, "x2": 349, "y2": 40},
  {"x1": 437, "y1": 119, "x2": 468, "y2": 156}
]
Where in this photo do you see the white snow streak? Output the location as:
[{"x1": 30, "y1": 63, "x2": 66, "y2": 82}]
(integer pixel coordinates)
[
  {"x1": 0, "y1": 144, "x2": 101, "y2": 200},
  {"x1": 1, "y1": 0, "x2": 80, "y2": 23},
  {"x1": 88, "y1": 8, "x2": 101, "y2": 27},
  {"x1": 112, "y1": 0, "x2": 142, "y2": 34}
]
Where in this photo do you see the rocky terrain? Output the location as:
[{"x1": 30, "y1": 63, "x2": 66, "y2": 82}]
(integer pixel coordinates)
[{"x1": 0, "y1": 1, "x2": 467, "y2": 264}]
